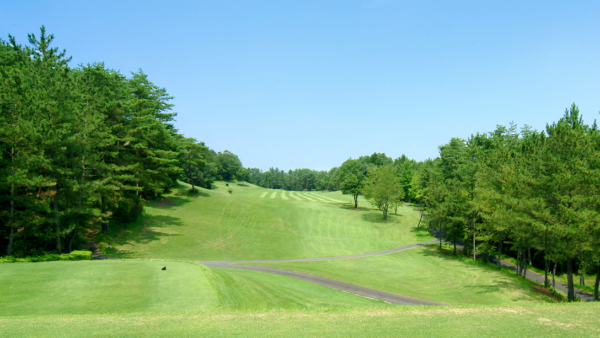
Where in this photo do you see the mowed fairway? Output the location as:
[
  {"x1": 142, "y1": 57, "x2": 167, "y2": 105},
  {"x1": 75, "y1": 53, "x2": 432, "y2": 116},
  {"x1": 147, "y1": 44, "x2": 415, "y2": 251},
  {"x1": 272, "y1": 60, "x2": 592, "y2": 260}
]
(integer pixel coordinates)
[
  {"x1": 0, "y1": 260, "x2": 384, "y2": 317},
  {"x1": 245, "y1": 245, "x2": 552, "y2": 306},
  {"x1": 98, "y1": 181, "x2": 433, "y2": 260},
  {"x1": 2, "y1": 304, "x2": 599, "y2": 338}
]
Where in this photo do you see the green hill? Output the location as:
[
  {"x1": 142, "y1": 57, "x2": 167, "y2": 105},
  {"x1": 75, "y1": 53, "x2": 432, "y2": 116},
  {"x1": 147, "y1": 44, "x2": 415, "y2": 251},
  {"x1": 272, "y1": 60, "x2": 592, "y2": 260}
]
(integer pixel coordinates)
[{"x1": 97, "y1": 181, "x2": 432, "y2": 260}]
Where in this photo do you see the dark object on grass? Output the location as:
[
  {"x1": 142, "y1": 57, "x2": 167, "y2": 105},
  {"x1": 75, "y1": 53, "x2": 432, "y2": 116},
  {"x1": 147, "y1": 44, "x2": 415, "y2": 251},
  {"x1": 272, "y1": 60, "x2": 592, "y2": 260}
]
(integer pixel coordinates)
[
  {"x1": 162, "y1": 266, "x2": 166, "y2": 270},
  {"x1": 226, "y1": 183, "x2": 229, "y2": 186}
]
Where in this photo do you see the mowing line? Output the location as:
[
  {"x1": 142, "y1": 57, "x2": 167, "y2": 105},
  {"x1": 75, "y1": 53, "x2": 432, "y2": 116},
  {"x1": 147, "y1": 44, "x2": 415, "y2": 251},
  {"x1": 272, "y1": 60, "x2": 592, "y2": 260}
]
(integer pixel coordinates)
[
  {"x1": 281, "y1": 191, "x2": 289, "y2": 200},
  {"x1": 259, "y1": 192, "x2": 268, "y2": 198},
  {"x1": 289, "y1": 191, "x2": 303, "y2": 201},
  {"x1": 306, "y1": 193, "x2": 330, "y2": 202},
  {"x1": 298, "y1": 192, "x2": 316, "y2": 201},
  {"x1": 314, "y1": 194, "x2": 344, "y2": 203},
  {"x1": 269, "y1": 191, "x2": 277, "y2": 199}
]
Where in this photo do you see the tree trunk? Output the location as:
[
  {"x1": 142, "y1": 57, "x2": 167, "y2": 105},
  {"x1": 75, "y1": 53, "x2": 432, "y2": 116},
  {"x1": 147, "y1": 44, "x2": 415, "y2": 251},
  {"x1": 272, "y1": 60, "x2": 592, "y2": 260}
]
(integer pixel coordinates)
[
  {"x1": 453, "y1": 233, "x2": 456, "y2": 256},
  {"x1": 382, "y1": 207, "x2": 387, "y2": 220},
  {"x1": 54, "y1": 182, "x2": 61, "y2": 254},
  {"x1": 567, "y1": 258, "x2": 575, "y2": 302},
  {"x1": 528, "y1": 247, "x2": 532, "y2": 265},
  {"x1": 544, "y1": 256, "x2": 549, "y2": 288},
  {"x1": 580, "y1": 264, "x2": 585, "y2": 286},
  {"x1": 594, "y1": 265, "x2": 599, "y2": 301},
  {"x1": 7, "y1": 227, "x2": 14, "y2": 256},
  {"x1": 497, "y1": 239, "x2": 502, "y2": 268},
  {"x1": 517, "y1": 247, "x2": 521, "y2": 276},
  {"x1": 353, "y1": 195, "x2": 358, "y2": 209},
  {"x1": 417, "y1": 211, "x2": 423, "y2": 228},
  {"x1": 522, "y1": 246, "x2": 528, "y2": 278},
  {"x1": 68, "y1": 227, "x2": 78, "y2": 253},
  {"x1": 7, "y1": 148, "x2": 15, "y2": 256},
  {"x1": 101, "y1": 195, "x2": 109, "y2": 233},
  {"x1": 439, "y1": 221, "x2": 442, "y2": 249},
  {"x1": 552, "y1": 262, "x2": 557, "y2": 294},
  {"x1": 7, "y1": 181, "x2": 15, "y2": 256},
  {"x1": 472, "y1": 218, "x2": 476, "y2": 262}
]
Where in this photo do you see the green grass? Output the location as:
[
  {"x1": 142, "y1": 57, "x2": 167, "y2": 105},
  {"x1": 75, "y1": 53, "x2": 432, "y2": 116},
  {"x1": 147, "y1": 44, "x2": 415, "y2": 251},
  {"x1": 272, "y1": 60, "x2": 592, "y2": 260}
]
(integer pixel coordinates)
[
  {"x1": 500, "y1": 255, "x2": 598, "y2": 295},
  {"x1": 98, "y1": 181, "x2": 433, "y2": 260},
  {"x1": 245, "y1": 244, "x2": 554, "y2": 306},
  {"x1": 0, "y1": 260, "x2": 384, "y2": 317},
  {"x1": 0, "y1": 260, "x2": 216, "y2": 316},
  {"x1": 2, "y1": 303, "x2": 599, "y2": 337}
]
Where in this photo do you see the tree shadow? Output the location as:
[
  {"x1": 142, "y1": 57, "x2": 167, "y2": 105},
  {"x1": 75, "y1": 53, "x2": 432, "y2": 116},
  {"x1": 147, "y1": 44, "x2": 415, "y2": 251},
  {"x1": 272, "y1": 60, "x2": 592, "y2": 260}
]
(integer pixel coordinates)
[
  {"x1": 410, "y1": 226, "x2": 434, "y2": 240},
  {"x1": 361, "y1": 213, "x2": 395, "y2": 224},
  {"x1": 236, "y1": 183, "x2": 249, "y2": 187},
  {"x1": 339, "y1": 205, "x2": 370, "y2": 211},
  {"x1": 97, "y1": 215, "x2": 184, "y2": 258}
]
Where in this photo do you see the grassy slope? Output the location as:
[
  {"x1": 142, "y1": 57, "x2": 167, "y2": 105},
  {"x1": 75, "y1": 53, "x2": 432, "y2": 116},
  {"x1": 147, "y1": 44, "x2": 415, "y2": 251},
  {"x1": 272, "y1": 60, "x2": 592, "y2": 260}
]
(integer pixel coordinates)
[
  {"x1": 0, "y1": 260, "x2": 383, "y2": 317},
  {"x1": 246, "y1": 245, "x2": 553, "y2": 306},
  {"x1": 2, "y1": 303, "x2": 599, "y2": 338},
  {"x1": 98, "y1": 181, "x2": 433, "y2": 260}
]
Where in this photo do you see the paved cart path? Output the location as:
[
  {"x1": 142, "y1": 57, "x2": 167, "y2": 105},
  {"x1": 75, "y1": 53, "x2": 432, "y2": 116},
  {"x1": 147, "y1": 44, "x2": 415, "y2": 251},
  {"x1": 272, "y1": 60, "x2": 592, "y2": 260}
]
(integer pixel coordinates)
[{"x1": 199, "y1": 240, "x2": 443, "y2": 305}]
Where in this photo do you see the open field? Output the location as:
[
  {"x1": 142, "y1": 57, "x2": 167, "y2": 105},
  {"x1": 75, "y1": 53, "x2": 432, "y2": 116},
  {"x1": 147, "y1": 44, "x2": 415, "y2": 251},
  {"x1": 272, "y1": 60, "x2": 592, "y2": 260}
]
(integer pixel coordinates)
[
  {"x1": 97, "y1": 182, "x2": 432, "y2": 261},
  {"x1": 0, "y1": 260, "x2": 384, "y2": 317},
  {"x1": 5, "y1": 181, "x2": 599, "y2": 337},
  {"x1": 2, "y1": 303, "x2": 599, "y2": 338},
  {"x1": 245, "y1": 245, "x2": 554, "y2": 306}
]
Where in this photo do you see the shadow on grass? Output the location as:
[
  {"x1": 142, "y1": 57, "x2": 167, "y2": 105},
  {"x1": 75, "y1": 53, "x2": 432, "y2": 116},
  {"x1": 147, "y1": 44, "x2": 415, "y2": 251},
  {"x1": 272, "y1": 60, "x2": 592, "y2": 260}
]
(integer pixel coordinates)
[
  {"x1": 417, "y1": 244, "x2": 559, "y2": 301},
  {"x1": 361, "y1": 213, "x2": 398, "y2": 224},
  {"x1": 96, "y1": 215, "x2": 184, "y2": 258},
  {"x1": 236, "y1": 183, "x2": 249, "y2": 187},
  {"x1": 339, "y1": 205, "x2": 370, "y2": 212},
  {"x1": 410, "y1": 226, "x2": 434, "y2": 240}
]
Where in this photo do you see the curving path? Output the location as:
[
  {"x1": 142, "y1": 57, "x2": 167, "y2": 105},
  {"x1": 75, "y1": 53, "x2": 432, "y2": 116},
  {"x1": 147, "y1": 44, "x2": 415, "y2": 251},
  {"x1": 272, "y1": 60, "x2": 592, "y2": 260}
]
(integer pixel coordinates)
[{"x1": 199, "y1": 240, "x2": 443, "y2": 306}]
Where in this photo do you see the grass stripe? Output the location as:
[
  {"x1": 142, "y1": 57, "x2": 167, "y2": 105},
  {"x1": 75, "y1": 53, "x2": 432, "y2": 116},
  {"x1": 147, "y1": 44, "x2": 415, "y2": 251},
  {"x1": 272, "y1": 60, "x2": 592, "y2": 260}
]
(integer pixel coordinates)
[
  {"x1": 307, "y1": 193, "x2": 330, "y2": 202},
  {"x1": 269, "y1": 191, "x2": 277, "y2": 199},
  {"x1": 281, "y1": 191, "x2": 289, "y2": 200},
  {"x1": 259, "y1": 192, "x2": 268, "y2": 198},
  {"x1": 299, "y1": 193, "x2": 317, "y2": 202},
  {"x1": 313, "y1": 194, "x2": 344, "y2": 203},
  {"x1": 289, "y1": 191, "x2": 303, "y2": 201}
]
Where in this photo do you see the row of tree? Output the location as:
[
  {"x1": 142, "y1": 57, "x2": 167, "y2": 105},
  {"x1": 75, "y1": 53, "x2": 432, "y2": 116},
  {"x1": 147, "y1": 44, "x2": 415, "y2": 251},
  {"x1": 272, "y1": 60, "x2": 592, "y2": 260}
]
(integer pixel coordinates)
[
  {"x1": 0, "y1": 27, "x2": 242, "y2": 256},
  {"x1": 416, "y1": 105, "x2": 600, "y2": 302}
]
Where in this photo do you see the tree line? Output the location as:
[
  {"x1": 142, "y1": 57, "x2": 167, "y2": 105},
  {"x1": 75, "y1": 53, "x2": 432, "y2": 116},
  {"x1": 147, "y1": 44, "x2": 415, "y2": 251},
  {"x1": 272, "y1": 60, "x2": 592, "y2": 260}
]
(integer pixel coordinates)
[
  {"x1": 0, "y1": 27, "x2": 243, "y2": 257},
  {"x1": 414, "y1": 105, "x2": 600, "y2": 302}
]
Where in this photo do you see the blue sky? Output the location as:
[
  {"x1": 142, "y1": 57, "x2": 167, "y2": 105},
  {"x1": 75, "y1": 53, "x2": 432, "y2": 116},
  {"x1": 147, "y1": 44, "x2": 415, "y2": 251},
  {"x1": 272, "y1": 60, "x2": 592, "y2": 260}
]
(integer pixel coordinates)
[{"x1": 2, "y1": 1, "x2": 599, "y2": 171}]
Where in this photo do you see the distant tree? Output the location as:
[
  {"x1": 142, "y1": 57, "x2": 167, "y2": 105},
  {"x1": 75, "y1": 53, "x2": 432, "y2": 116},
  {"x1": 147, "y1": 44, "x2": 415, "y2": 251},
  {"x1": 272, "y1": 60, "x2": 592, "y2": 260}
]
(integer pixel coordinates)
[
  {"x1": 338, "y1": 159, "x2": 365, "y2": 208},
  {"x1": 363, "y1": 165, "x2": 402, "y2": 220}
]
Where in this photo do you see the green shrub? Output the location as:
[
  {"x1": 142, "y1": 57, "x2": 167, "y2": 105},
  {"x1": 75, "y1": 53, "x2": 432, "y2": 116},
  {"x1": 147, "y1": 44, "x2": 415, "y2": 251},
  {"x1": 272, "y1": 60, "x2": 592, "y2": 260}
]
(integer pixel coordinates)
[
  {"x1": 228, "y1": 188, "x2": 233, "y2": 194},
  {"x1": 0, "y1": 250, "x2": 93, "y2": 263}
]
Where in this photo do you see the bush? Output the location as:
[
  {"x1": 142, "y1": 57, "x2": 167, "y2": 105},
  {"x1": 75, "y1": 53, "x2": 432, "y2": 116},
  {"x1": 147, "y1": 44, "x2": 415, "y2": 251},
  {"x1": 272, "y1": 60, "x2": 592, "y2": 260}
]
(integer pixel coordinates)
[
  {"x1": 228, "y1": 188, "x2": 233, "y2": 194},
  {"x1": 0, "y1": 250, "x2": 93, "y2": 263}
]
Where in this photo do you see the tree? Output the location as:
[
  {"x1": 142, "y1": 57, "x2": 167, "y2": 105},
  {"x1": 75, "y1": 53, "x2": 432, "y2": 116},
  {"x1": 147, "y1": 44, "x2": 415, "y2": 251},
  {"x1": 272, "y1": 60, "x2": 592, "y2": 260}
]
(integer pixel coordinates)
[
  {"x1": 338, "y1": 159, "x2": 365, "y2": 208},
  {"x1": 363, "y1": 165, "x2": 403, "y2": 220}
]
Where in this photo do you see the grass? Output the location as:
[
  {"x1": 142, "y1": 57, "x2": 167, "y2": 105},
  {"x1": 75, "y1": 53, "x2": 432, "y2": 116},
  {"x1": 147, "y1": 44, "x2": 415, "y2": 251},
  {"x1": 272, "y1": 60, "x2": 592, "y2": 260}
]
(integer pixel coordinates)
[
  {"x1": 97, "y1": 181, "x2": 433, "y2": 260},
  {"x1": 1, "y1": 303, "x2": 599, "y2": 337},
  {"x1": 9, "y1": 181, "x2": 598, "y2": 336},
  {"x1": 500, "y1": 255, "x2": 598, "y2": 295},
  {"x1": 245, "y1": 244, "x2": 554, "y2": 306},
  {"x1": 0, "y1": 260, "x2": 384, "y2": 317}
]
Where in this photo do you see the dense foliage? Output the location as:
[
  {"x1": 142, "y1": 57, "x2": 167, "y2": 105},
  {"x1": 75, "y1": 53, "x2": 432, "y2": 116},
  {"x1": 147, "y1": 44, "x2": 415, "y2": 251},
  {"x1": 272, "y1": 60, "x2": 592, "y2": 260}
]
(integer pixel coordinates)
[
  {"x1": 0, "y1": 27, "x2": 241, "y2": 256},
  {"x1": 416, "y1": 105, "x2": 600, "y2": 302}
]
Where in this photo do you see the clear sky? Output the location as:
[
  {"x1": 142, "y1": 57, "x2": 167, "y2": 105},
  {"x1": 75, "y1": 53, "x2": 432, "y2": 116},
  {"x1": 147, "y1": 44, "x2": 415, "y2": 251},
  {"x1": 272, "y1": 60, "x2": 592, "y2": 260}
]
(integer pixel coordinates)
[{"x1": 2, "y1": 1, "x2": 599, "y2": 171}]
